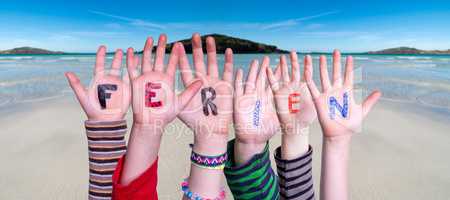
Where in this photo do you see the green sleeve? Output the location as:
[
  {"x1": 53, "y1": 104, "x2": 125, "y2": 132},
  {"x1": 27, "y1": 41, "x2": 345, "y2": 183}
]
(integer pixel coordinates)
[{"x1": 224, "y1": 139, "x2": 279, "y2": 200}]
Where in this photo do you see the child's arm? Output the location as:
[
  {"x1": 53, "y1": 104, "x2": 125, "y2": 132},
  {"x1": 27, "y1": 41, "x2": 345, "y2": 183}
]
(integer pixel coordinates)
[
  {"x1": 177, "y1": 34, "x2": 232, "y2": 199},
  {"x1": 110, "y1": 35, "x2": 203, "y2": 199},
  {"x1": 267, "y1": 52, "x2": 317, "y2": 199},
  {"x1": 225, "y1": 56, "x2": 280, "y2": 199},
  {"x1": 65, "y1": 47, "x2": 130, "y2": 200},
  {"x1": 304, "y1": 51, "x2": 381, "y2": 200}
]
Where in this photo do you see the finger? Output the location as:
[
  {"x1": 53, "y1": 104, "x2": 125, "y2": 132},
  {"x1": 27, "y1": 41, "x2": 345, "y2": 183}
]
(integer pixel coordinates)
[
  {"x1": 332, "y1": 49, "x2": 342, "y2": 87},
  {"x1": 166, "y1": 42, "x2": 179, "y2": 81},
  {"x1": 177, "y1": 80, "x2": 203, "y2": 112},
  {"x1": 234, "y1": 68, "x2": 244, "y2": 97},
  {"x1": 110, "y1": 49, "x2": 123, "y2": 77},
  {"x1": 256, "y1": 56, "x2": 269, "y2": 90},
  {"x1": 362, "y1": 90, "x2": 382, "y2": 118},
  {"x1": 267, "y1": 66, "x2": 280, "y2": 91},
  {"x1": 178, "y1": 43, "x2": 194, "y2": 85},
  {"x1": 153, "y1": 34, "x2": 167, "y2": 72},
  {"x1": 222, "y1": 48, "x2": 234, "y2": 83},
  {"x1": 280, "y1": 55, "x2": 290, "y2": 84},
  {"x1": 206, "y1": 36, "x2": 219, "y2": 78},
  {"x1": 245, "y1": 59, "x2": 259, "y2": 94},
  {"x1": 126, "y1": 48, "x2": 139, "y2": 79},
  {"x1": 123, "y1": 69, "x2": 130, "y2": 85},
  {"x1": 65, "y1": 72, "x2": 88, "y2": 107},
  {"x1": 344, "y1": 56, "x2": 354, "y2": 88},
  {"x1": 319, "y1": 55, "x2": 332, "y2": 92},
  {"x1": 290, "y1": 51, "x2": 301, "y2": 82},
  {"x1": 304, "y1": 55, "x2": 320, "y2": 98},
  {"x1": 274, "y1": 64, "x2": 281, "y2": 81},
  {"x1": 192, "y1": 33, "x2": 206, "y2": 77},
  {"x1": 142, "y1": 37, "x2": 154, "y2": 73},
  {"x1": 94, "y1": 46, "x2": 106, "y2": 76}
]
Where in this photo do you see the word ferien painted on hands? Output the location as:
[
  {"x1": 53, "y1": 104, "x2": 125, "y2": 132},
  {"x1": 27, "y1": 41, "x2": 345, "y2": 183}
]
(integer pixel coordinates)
[
  {"x1": 253, "y1": 100, "x2": 262, "y2": 127},
  {"x1": 328, "y1": 92, "x2": 349, "y2": 120},
  {"x1": 201, "y1": 87, "x2": 218, "y2": 116},
  {"x1": 288, "y1": 93, "x2": 301, "y2": 113},
  {"x1": 97, "y1": 84, "x2": 117, "y2": 109},
  {"x1": 145, "y1": 82, "x2": 162, "y2": 107}
]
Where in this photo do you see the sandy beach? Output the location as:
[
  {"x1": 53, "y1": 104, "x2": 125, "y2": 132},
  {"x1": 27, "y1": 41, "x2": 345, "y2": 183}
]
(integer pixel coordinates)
[{"x1": 0, "y1": 96, "x2": 449, "y2": 200}]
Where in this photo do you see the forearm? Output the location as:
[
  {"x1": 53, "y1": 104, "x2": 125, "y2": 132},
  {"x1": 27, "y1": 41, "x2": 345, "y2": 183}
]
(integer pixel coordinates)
[
  {"x1": 185, "y1": 133, "x2": 228, "y2": 199},
  {"x1": 320, "y1": 135, "x2": 351, "y2": 200},
  {"x1": 120, "y1": 123, "x2": 162, "y2": 186},
  {"x1": 225, "y1": 139, "x2": 279, "y2": 200},
  {"x1": 234, "y1": 139, "x2": 266, "y2": 165},
  {"x1": 85, "y1": 120, "x2": 127, "y2": 200},
  {"x1": 277, "y1": 126, "x2": 315, "y2": 200}
]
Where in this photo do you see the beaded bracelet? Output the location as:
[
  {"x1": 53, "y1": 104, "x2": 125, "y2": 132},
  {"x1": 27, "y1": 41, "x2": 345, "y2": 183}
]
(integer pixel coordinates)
[
  {"x1": 190, "y1": 150, "x2": 227, "y2": 170},
  {"x1": 181, "y1": 178, "x2": 226, "y2": 200}
]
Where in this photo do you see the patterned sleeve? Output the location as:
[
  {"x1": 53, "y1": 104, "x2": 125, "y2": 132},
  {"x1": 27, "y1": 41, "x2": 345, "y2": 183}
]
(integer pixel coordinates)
[
  {"x1": 274, "y1": 146, "x2": 315, "y2": 200},
  {"x1": 224, "y1": 139, "x2": 279, "y2": 200},
  {"x1": 85, "y1": 120, "x2": 127, "y2": 200}
]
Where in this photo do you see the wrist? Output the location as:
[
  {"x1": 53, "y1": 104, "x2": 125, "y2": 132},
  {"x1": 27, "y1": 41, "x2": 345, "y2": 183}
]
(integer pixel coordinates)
[
  {"x1": 281, "y1": 126, "x2": 310, "y2": 159},
  {"x1": 234, "y1": 138, "x2": 266, "y2": 165},
  {"x1": 193, "y1": 133, "x2": 228, "y2": 156},
  {"x1": 323, "y1": 135, "x2": 352, "y2": 154}
]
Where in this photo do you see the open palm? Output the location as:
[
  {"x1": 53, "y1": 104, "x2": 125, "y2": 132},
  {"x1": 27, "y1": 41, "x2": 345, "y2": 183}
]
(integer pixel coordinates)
[
  {"x1": 178, "y1": 34, "x2": 234, "y2": 136},
  {"x1": 304, "y1": 51, "x2": 381, "y2": 137},
  {"x1": 65, "y1": 46, "x2": 131, "y2": 121},
  {"x1": 267, "y1": 52, "x2": 316, "y2": 132},
  {"x1": 234, "y1": 57, "x2": 280, "y2": 144},
  {"x1": 127, "y1": 34, "x2": 202, "y2": 127}
]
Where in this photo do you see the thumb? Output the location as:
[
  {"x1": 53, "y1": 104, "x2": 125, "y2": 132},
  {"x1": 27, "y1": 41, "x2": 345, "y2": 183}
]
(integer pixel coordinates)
[
  {"x1": 177, "y1": 80, "x2": 203, "y2": 112},
  {"x1": 65, "y1": 72, "x2": 88, "y2": 108},
  {"x1": 362, "y1": 90, "x2": 382, "y2": 118}
]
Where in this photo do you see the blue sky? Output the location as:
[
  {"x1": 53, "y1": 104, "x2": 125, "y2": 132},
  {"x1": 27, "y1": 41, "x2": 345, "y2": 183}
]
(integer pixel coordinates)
[{"x1": 0, "y1": 0, "x2": 449, "y2": 52}]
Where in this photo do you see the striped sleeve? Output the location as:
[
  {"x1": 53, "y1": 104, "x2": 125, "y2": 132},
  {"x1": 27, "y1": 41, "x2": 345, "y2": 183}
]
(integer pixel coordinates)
[
  {"x1": 274, "y1": 146, "x2": 315, "y2": 200},
  {"x1": 85, "y1": 120, "x2": 127, "y2": 200},
  {"x1": 224, "y1": 139, "x2": 279, "y2": 200}
]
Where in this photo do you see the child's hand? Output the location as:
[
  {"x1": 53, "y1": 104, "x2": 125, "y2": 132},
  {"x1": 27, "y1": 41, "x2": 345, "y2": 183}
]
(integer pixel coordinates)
[
  {"x1": 267, "y1": 52, "x2": 317, "y2": 133},
  {"x1": 234, "y1": 57, "x2": 280, "y2": 145},
  {"x1": 65, "y1": 47, "x2": 131, "y2": 121},
  {"x1": 178, "y1": 34, "x2": 233, "y2": 136},
  {"x1": 126, "y1": 34, "x2": 203, "y2": 128},
  {"x1": 304, "y1": 50, "x2": 381, "y2": 138},
  {"x1": 177, "y1": 34, "x2": 233, "y2": 155}
]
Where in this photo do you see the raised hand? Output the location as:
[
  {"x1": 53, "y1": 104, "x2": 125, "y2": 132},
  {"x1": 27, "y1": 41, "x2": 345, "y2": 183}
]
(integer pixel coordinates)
[
  {"x1": 121, "y1": 34, "x2": 202, "y2": 185},
  {"x1": 305, "y1": 50, "x2": 381, "y2": 200},
  {"x1": 65, "y1": 46, "x2": 131, "y2": 121},
  {"x1": 304, "y1": 50, "x2": 381, "y2": 137},
  {"x1": 178, "y1": 34, "x2": 233, "y2": 199},
  {"x1": 267, "y1": 52, "x2": 317, "y2": 132},
  {"x1": 233, "y1": 57, "x2": 280, "y2": 162},
  {"x1": 178, "y1": 33, "x2": 234, "y2": 153},
  {"x1": 127, "y1": 34, "x2": 203, "y2": 128},
  {"x1": 267, "y1": 52, "x2": 317, "y2": 159}
]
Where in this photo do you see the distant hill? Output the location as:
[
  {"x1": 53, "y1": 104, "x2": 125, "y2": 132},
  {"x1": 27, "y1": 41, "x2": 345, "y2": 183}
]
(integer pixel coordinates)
[
  {"x1": 147, "y1": 34, "x2": 288, "y2": 54},
  {"x1": 0, "y1": 47, "x2": 64, "y2": 55},
  {"x1": 368, "y1": 47, "x2": 450, "y2": 55}
]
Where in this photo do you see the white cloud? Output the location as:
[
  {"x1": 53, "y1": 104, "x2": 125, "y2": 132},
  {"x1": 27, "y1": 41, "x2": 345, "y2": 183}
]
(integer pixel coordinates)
[
  {"x1": 261, "y1": 11, "x2": 339, "y2": 30},
  {"x1": 89, "y1": 10, "x2": 166, "y2": 30}
]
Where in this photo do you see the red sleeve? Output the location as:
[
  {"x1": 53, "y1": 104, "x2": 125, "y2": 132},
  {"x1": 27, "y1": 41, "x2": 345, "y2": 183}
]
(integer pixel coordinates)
[{"x1": 112, "y1": 155, "x2": 159, "y2": 200}]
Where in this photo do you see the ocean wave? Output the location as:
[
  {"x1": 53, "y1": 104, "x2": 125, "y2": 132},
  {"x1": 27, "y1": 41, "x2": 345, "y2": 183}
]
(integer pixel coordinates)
[
  {"x1": 0, "y1": 77, "x2": 58, "y2": 87},
  {"x1": 58, "y1": 56, "x2": 94, "y2": 61},
  {"x1": 354, "y1": 57, "x2": 370, "y2": 60},
  {"x1": 396, "y1": 56, "x2": 432, "y2": 60},
  {"x1": 0, "y1": 56, "x2": 34, "y2": 61}
]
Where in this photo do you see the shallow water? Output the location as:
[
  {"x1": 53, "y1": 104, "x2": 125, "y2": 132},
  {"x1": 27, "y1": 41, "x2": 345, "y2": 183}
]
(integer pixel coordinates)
[{"x1": 0, "y1": 53, "x2": 449, "y2": 113}]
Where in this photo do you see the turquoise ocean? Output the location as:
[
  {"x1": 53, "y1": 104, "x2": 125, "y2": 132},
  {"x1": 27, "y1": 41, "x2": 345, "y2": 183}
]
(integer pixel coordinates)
[{"x1": 0, "y1": 53, "x2": 450, "y2": 115}]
